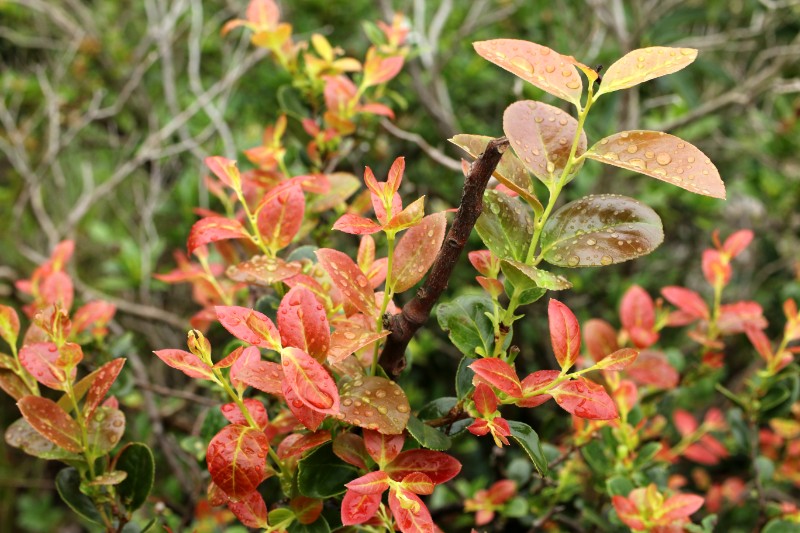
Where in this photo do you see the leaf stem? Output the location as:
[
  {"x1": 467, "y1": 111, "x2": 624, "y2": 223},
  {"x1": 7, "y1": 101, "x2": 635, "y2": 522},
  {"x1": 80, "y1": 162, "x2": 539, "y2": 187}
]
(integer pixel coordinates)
[{"x1": 372, "y1": 232, "x2": 396, "y2": 376}]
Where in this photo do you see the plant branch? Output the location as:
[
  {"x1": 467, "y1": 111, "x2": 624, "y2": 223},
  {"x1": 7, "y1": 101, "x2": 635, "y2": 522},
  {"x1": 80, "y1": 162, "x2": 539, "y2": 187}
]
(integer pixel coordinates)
[{"x1": 378, "y1": 137, "x2": 509, "y2": 376}]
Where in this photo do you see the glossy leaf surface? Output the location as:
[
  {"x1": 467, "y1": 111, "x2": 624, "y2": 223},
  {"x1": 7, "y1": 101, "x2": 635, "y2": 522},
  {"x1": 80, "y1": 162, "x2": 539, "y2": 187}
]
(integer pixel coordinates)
[
  {"x1": 278, "y1": 287, "x2": 330, "y2": 361},
  {"x1": 507, "y1": 420, "x2": 548, "y2": 476},
  {"x1": 469, "y1": 358, "x2": 522, "y2": 397},
  {"x1": 316, "y1": 249, "x2": 376, "y2": 317},
  {"x1": 187, "y1": 217, "x2": 249, "y2": 255},
  {"x1": 207, "y1": 424, "x2": 269, "y2": 500},
  {"x1": 116, "y1": 442, "x2": 155, "y2": 511},
  {"x1": 473, "y1": 39, "x2": 583, "y2": 106},
  {"x1": 503, "y1": 100, "x2": 586, "y2": 185},
  {"x1": 548, "y1": 299, "x2": 581, "y2": 371},
  {"x1": 437, "y1": 294, "x2": 495, "y2": 357},
  {"x1": 297, "y1": 443, "x2": 359, "y2": 498},
  {"x1": 83, "y1": 358, "x2": 126, "y2": 419},
  {"x1": 216, "y1": 306, "x2": 281, "y2": 350},
  {"x1": 228, "y1": 490, "x2": 268, "y2": 529},
  {"x1": 56, "y1": 468, "x2": 103, "y2": 524},
  {"x1": 256, "y1": 184, "x2": 305, "y2": 251},
  {"x1": 540, "y1": 194, "x2": 663, "y2": 267},
  {"x1": 385, "y1": 450, "x2": 462, "y2": 484},
  {"x1": 392, "y1": 212, "x2": 446, "y2": 293},
  {"x1": 339, "y1": 376, "x2": 409, "y2": 434},
  {"x1": 501, "y1": 260, "x2": 572, "y2": 292},
  {"x1": 341, "y1": 490, "x2": 381, "y2": 525},
  {"x1": 17, "y1": 396, "x2": 82, "y2": 453},
  {"x1": 475, "y1": 190, "x2": 534, "y2": 261},
  {"x1": 19, "y1": 342, "x2": 73, "y2": 390},
  {"x1": 281, "y1": 347, "x2": 339, "y2": 413},
  {"x1": 86, "y1": 406, "x2": 125, "y2": 455},
  {"x1": 388, "y1": 488, "x2": 434, "y2": 533},
  {"x1": 5, "y1": 418, "x2": 83, "y2": 461},
  {"x1": 586, "y1": 131, "x2": 725, "y2": 199},
  {"x1": 226, "y1": 255, "x2": 302, "y2": 286},
  {"x1": 153, "y1": 349, "x2": 213, "y2": 380},
  {"x1": 406, "y1": 414, "x2": 451, "y2": 451},
  {"x1": 550, "y1": 379, "x2": 618, "y2": 419},
  {"x1": 597, "y1": 46, "x2": 697, "y2": 96}
]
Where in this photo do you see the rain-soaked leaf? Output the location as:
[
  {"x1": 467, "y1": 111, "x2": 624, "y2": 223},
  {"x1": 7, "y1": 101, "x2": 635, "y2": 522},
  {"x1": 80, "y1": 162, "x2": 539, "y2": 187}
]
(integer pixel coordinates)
[
  {"x1": 307, "y1": 172, "x2": 361, "y2": 213},
  {"x1": 437, "y1": 295, "x2": 495, "y2": 357},
  {"x1": 501, "y1": 260, "x2": 572, "y2": 291},
  {"x1": 328, "y1": 325, "x2": 390, "y2": 363},
  {"x1": 256, "y1": 184, "x2": 305, "y2": 252},
  {"x1": 449, "y1": 134, "x2": 541, "y2": 210},
  {"x1": 473, "y1": 39, "x2": 583, "y2": 106},
  {"x1": 469, "y1": 358, "x2": 522, "y2": 397},
  {"x1": 86, "y1": 406, "x2": 125, "y2": 456},
  {"x1": 392, "y1": 213, "x2": 447, "y2": 293},
  {"x1": 586, "y1": 131, "x2": 725, "y2": 199},
  {"x1": 228, "y1": 489, "x2": 268, "y2": 529},
  {"x1": 226, "y1": 255, "x2": 302, "y2": 286},
  {"x1": 597, "y1": 47, "x2": 698, "y2": 97},
  {"x1": 0, "y1": 370, "x2": 31, "y2": 400},
  {"x1": 278, "y1": 287, "x2": 330, "y2": 362},
  {"x1": 207, "y1": 425, "x2": 270, "y2": 500},
  {"x1": 187, "y1": 217, "x2": 249, "y2": 255},
  {"x1": 316, "y1": 249, "x2": 376, "y2": 317},
  {"x1": 338, "y1": 376, "x2": 410, "y2": 434},
  {"x1": 503, "y1": 100, "x2": 586, "y2": 185},
  {"x1": 19, "y1": 342, "x2": 74, "y2": 390},
  {"x1": 298, "y1": 443, "x2": 359, "y2": 498},
  {"x1": 5, "y1": 418, "x2": 83, "y2": 461},
  {"x1": 341, "y1": 490, "x2": 382, "y2": 525},
  {"x1": 83, "y1": 358, "x2": 126, "y2": 420},
  {"x1": 17, "y1": 396, "x2": 82, "y2": 453},
  {"x1": 281, "y1": 347, "x2": 339, "y2": 413},
  {"x1": 153, "y1": 349, "x2": 213, "y2": 380},
  {"x1": 384, "y1": 449, "x2": 462, "y2": 485},
  {"x1": 216, "y1": 306, "x2": 282, "y2": 350},
  {"x1": 333, "y1": 432, "x2": 370, "y2": 470},
  {"x1": 388, "y1": 488, "x2": 434, "y2": 533},
  {"x1": 475, "y1": 190, "x2": 534, "y2": 262},
  {"x1": 540, "y1": 194, "x2": 663, "y2": 267},
  {"x1": 548, "y1": 299, "x2": 581, "y2": 372}
]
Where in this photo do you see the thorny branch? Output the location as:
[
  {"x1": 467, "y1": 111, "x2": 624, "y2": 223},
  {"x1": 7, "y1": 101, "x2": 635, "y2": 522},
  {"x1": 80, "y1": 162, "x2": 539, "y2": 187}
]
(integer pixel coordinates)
[{"x1": 379, "y1": 136, "x2": 509, "y2": 376}]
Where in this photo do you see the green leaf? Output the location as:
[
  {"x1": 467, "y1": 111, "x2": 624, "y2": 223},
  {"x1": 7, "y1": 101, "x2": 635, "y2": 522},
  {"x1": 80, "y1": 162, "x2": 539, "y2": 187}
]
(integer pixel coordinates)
[
  {"x1": 606, "y1": 476, "x2": 634, "y2": 496},
  {"x1": 5, "y1": 418, "x2": 84, "y2": 462},
  {"x1": 475, "y1": 190, "x2": 534, "y2": 261},
  {"x1": 287, "y1": 516, "x2": 331, "y2": 533},
  {"x1": 507, "y1": 420, "x2": 548, "y2": 476},
  {"x1": 763, "y1": 520, "x2": 800, "y2": 533},
  {"x1": 540, "y1": 194, "x2": 663, "y2": 267},
  {"x1": 501, "y1": 260, "x2": 572, "y2": 291},
  {"x1": 116, "y1": 443, "x2": 155, "y2": 512},
  {"x1": 297, "y1": 443, "x2": 359, "y2": 498},
  {"x1": 418, "y1": 397, "x2": 458, "y2": 420},
  {"x1": 581, "y1": 440, "x2": 611, "y2": 475},
  {"x1": 456, "y1": 356, "x2": 477, "y2": 400},
  {"x1": 634, "y1": 441, "x2": 662, "y2": 469},
  {"x1": 406, "y1": 415, "x2": 452, "y2": 451},
  {"x1": 437, "y1": 295, "x2": 496, "y2": 358},
  {"x1": 55, "y1": 467, "x2": 103, "y2": 524}
]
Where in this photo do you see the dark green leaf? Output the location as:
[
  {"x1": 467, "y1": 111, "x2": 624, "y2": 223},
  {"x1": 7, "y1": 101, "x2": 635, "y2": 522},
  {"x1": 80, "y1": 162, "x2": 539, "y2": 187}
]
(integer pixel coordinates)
[
  {"x1": 287, "y1": 516, "x2": 331, "y2": 533},
  {"x1": 406, "y1": 415, "x2": 452, "y2": 451},
  {"x1": 475, "y1": 190, "x2": 534, "y2": 261},
  {"x1": 763, "y1": 520, "x2": 800, "y2": 533},
  {"x1": 116, "y1": 442, "x2": 155, "y2": 512},
  {"x1": 634, "y1": 442, "x2": 662, "y2": 469},
  {"x1": 456, "y1": 356, "x2": 477, "y2": 399},
  {"x1": 297, "y1": 443, "x2": 359, "y2": 498},
  {"x1": 606, "y1": 476, "x2": 634, "y2": 496},
  {"x1": 581, "y1": 440, "x2": 611, "y2": 475},
  {"x1": 437, "y1": 295, "x2": 495, "y2": 357},
  {"x1": 507, "y1": 420, "x2": 548, "y2": 476},
  {"x1": 55, "y1": 467, "x2": 103, "y2": 524},
  {"x1": 540, "y1": 194, "x2": 663, "y2": 267},
  {"x1": 418, "y1": 397, "x2": 458, "y2": 420}
]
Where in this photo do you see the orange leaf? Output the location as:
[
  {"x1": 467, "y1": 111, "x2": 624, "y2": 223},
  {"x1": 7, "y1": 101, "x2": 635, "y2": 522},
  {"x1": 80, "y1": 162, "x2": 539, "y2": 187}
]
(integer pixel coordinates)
[
  {"x1": 597, "y1": 47, "x2": 697, "y2": 96},
  {"x1": 207, "y1": 425, "x2": 270, "y2": 500},
  {"x1": 392, "y1": 212, "x2": 446, "y2": 293},
  {"x1": 17, "y1": 396, "x2": 83, "y2": 453},
  {"x1": 550, "y1": 379, "x2": 618, "y2": 420},
  {"x1": 280, "y1": 347, "x2": 339, "y2": 413}
]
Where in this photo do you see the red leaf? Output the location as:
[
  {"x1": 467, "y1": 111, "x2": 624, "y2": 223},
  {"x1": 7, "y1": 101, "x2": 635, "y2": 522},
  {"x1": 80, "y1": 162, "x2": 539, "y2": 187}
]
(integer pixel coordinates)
[
  {"x1": 596, "y1": 348, "x2": 639, "y2": 371},
  {"x1": 723, "y1": 230, "x2": 753, "y2": 259},
  {"x1": 206, "y1": 425, "x2": 270, "y2": 500},
  {"x1": 238, "y1": 360, "x2": 283, "y2": 396},
  {"x1": 550, "y1": 379, "x2": 618, "y2": 420},
  {"x1": 392, "y1": 212, "x2": 447, "y2": 293},
  {"x1": 384, "y1": 196, "x2": 425, "y2": 232},
  {"x1": 662, "y1": 494, "x2": 704, "y2": 521},
  {"x1": 256, "y1": 184, "x2": 305, "y2": 252},
  {"x1": 341, "y1": 490, "x2": 382, "y2": 525},
  {"x1": 214, "y1": 346, "x2": 244, "y2": 369},
  {"x1": 281, "y1": 347, "x2": 339, "y2": 413},
  {"x1": 17, "y1": 396, "x2": 83, "y2": 453},
  {"x1": 620, "y1": 286, "x2": 658, "y2": 348},
  {"x1": 627, "y1": 350, "x2": 679, "y2": 389},
  {"x1": 386, "y1": 157, "x2": 405, "y2": 197},
  {"x1": 583, "y1": 319, "x2": 619, "y2": 362},
  {"x1": 487, "y1": 480, "x2": 517, "y2": 504},
  {"x1": 227, "y1": 490, "x2": 268, "y2": 529},
  {"x1": 316, "y1": 249, "x2": 376, "y2": 317},
  {"x1": 277, "y1": 431, "x2": 331, "y2": 460},
  {"x1": 702, "y1": 249, "x2": 730, "y2": 286},
  {"x1": 227, "y1": 255, "x2": 302, "y2": 286},
  {"x1": 205, "y1": 156, "x2": 241, "y2": 189},
  {"x1": 72, "y1": 301, "x2": 116, "y2": 336},
  {"x1": 187, "y1": 217, "x2": 249, "y2": 255},
  {"x1": 328, "y1": 325, "x2": 390, "y2": 363},
  {"x1": 673, "y1": 409, "x2": 698, "y2": 437},
  {"x1": 215, "y1": 306, "x2": 281, "y2": 350},
  {"x1": 364, "y1": 429, "x2": 404, "y2": 467},
  {"x1": 661, "y1": 287, "x2": 708, "y2": 320},
  {"x1": 332, "y1": 214, "x2": 382, "y2": 235},
  {"x1": 333, "y1": 432, "x2": 370, "y2": 470},
  {"x1": 548, "y1": 299, "x2": 581, "y2": 371},
  {"x1": 401, "y1": 472, "x2": 434, "y2": 495},
  {"x1": 473, "y1": 39, "x2": 583, "y2": 106},
  {"x1": 20, "y1": 342, "x2": 75, "y2": 389},
  {"x1": 83, "y1": 358, "x2": 126, "y2": 420},
  {"x1": 385, "y1": 450, "x2": 462, "y2": 484},
  {"x1": 283, "y1": 382, "x2": 326, "y2": 431},
  {"x1": 612, "y1": 495, "x2": 645, "y2": 530},
  {"x1": 745, "y1": 326, "x2": 772, "y2": 361},
  {"x1": 153, "y1": 349, "x2": 213, "y2": 380},
  {"x1": 363, "y1": 51, "x2": 404, "y2": 87},
  {"x1": 291, "y1": 495, "x2": 324, "y2": 525},
  {"x1": 718, "y1": 301, "x2": 767, "y2": 334},
  {"x1": 472, "y1": 383, "x2": 498, "y2": 417},
  {"x1": 517, "y1": 370, "x2": 560, "y2": 407},
  {"x1": 467, "y1": 251, "x2": 496, "y2": 277},
  {"x1": 220, "y1": 399, "x2": 268, "y2": 430},
  {"x1": 345, "y1": 471, "x2": 391, "y2": 494},
  {"x1": 388, "y1": 488, "x2": 435, "y2": 533},
  {"x1": 40, "y1": 271, "x2": 74, "y2": 311},
  {"x1": 469, "y1": 358, "x2": 522, "y2": 397},
  {"x1": 278, "y1": 287, "x2": 330, "y2": 362}
]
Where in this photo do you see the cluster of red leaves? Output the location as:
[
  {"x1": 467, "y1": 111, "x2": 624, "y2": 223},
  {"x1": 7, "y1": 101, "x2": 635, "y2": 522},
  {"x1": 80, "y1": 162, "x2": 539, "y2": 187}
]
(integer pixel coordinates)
[
  {"x1": 662, "y1": 409, "x2": 729, "y2": 466},
  {"x1": 464, "y1": 479, "x2": 517, "y2": 526}
]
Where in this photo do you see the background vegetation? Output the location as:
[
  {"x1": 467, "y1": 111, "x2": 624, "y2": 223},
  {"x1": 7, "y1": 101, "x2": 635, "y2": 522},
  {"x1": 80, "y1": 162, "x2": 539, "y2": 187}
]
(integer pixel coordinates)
[{"x1": 1, "y1": 0, "x2": 798, "y2": 531}]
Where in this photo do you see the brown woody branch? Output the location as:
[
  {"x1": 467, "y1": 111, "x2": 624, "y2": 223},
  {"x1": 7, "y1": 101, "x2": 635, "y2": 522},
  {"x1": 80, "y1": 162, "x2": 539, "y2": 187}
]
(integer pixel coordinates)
[{"x1": 379, "y1": 136, "x2": 509, "y2": 376}]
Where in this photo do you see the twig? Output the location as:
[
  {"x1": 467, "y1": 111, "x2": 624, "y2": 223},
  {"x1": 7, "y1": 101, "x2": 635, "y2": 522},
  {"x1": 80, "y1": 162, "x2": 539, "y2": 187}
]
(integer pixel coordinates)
[
  {"x1": 379, "y1": 137, "x2": 509, "y2": 376},
  {"x1": 380, "y1": 118, "x2": 461, "y2": 171}
]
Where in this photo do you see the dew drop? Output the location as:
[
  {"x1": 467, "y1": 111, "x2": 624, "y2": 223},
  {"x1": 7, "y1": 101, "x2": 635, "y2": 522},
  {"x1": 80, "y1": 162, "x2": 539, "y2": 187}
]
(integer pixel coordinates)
[
  {"x1": 510, "y1": 56, "x2": 534, "y2": 74},
  {"x1": 396, "y1": 404, "x2": 410, "y2": 413},
  {"x1": 545, "y1": 65, "x2": 555, "y2": 73},
  {"x1": 566, "y1": 80, "x2": 581, "y2": 90},
  {"x1": 567, "y1": 256, "x2": 580, "y2": 267},
  {"x1": 629, "y1": 158, "x2": 646, "y2": 169},
  {"x1": 586, "y1": 238, "x2": 597, "y2": 246},
  {"x1": 655, "y1": 153, "x2": 672, "y2": 165},
  {"x1": 600, "y1": 255, "x2": 613, "y2": 266},
  {"x1": 645, "y1": 151, "x2": 655, "y2": 159}
]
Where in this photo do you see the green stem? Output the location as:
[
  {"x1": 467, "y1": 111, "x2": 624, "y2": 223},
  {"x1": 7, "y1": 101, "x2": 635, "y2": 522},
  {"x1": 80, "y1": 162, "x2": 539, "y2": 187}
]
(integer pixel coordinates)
[
  {"x1": 372, "y1": 233, "x2": 396, "y2": 376},
  {"x1": 233, "y1": 188, "x2": 272, "y2": 256},
  {"x1": 197, "y1": 254, "x2": 233, "y2": 306}
]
